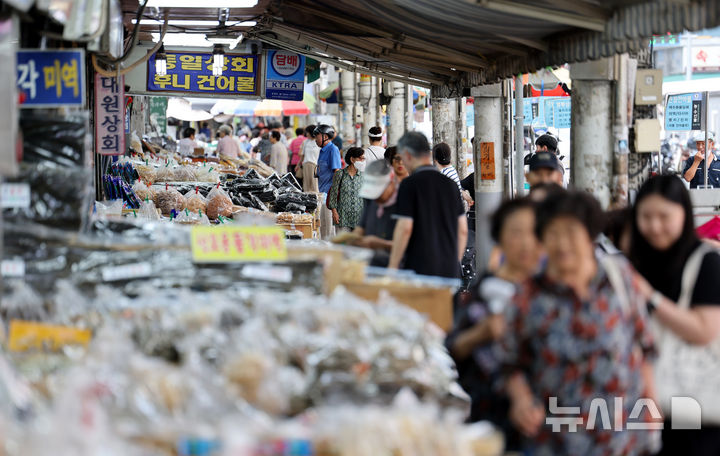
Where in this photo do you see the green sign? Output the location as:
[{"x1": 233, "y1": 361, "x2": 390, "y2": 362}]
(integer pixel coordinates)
[{"x1": 148, "y1": 96, "x2": 168, "y2": 136}]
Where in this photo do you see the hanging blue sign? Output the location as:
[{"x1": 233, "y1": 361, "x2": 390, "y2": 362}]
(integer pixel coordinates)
[
  {"x1": 147, "y1": 52, "x2": 259, "y2": 96},
  {"x1": 665, "y1": 92, "x2": 704, "y2": 131},
  {"x1": 16, "y1": 49, "x2": 85, "y2": 107},
  {"x1": 265, "y1": 50, "x2": 305, "y2": 101},
  {"x1": 549, "y1": 98, "x2": 572, "y2": 129}
]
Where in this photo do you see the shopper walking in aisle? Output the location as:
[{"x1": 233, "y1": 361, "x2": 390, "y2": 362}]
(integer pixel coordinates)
[
  {"x1": 525, "y1": 151, "x2": 564, "y2": 189},
  {"x1": 434, "y1": 142, "x2": 473, "y2": 209},
  {"x1": 300, "y1": 125, "x2": 320, "y2": 193},
  {"x1": 327, "y1": 147, "x2": 365, "y2": 232},
  {"x1": 501, "y1": 190, "x2": 660, "y2": 456},
  {"x1": 384, "y1": 146, "x2": 409, "y2": 180},
  {"x1": 288, "y1": 127, "x2": 306, "y2": 175},
  {"x1": 269, "y1": 131, "x2": 289, "y2": 175},
  {"x1": 177, "y1": 127, "x2": 198, "y2": 157},
  {"x1": 389, "y1": 132, "x2": 468, "y2": 278},
  {"x1": 216, "y1": 125, "x2": 240, "y2": 160},
  {"x1": 446, "y1": 197, "x2": 541, "y2": 451},
  {"x1": 365, "y1": 126, "x2": 385, "y2": 165},
  {"x1": 315, "y1": 124, "x2": 342, "y2": 239},
  {"x1": 629, "y1": 175, "x2": 720, "y2": 455},
  {"x1": 683, "y1": 132, "x2": 720, "y2": 188}
]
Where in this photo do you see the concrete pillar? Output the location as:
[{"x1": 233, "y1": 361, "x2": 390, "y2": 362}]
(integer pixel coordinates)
[
  {"x1": 129, "y1": 95, "x2": 147, "y2": 139},
  {"x1": 387, "y1": 81, "x2": 406, "y2": 146},
  {"x1": 513, "y1": 76, "x2": 525, "y2": 196},
  {"x1": 431, "y1": 97, "x2": 458, "y2": 163},
  {"x1": 457, "y1": 98, "x2": 468, "y2": 178},
  {"x1": 570, "y1": 59, "x2": 614, "y2": 208},
  {"x1": 340, "y1": 70, "x2": 355, "y2": 149},
  {"x1": 358, "y1": 74, "x2": 376, "y2": 146},
  {"x1": 472, "y1": 84, "x2": 504, "y2": 272},
  {"x1": 611, "y1": 54, "x2": 634, "y2": 209}
]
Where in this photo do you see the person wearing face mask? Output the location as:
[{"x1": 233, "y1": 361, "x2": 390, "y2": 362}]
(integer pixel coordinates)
[
  {"x1": 327, "y1": 147, "x2": 365, "y2": 232},
  {"x1": 683, "y1": 132, "x2": 719, "y2": 189},
  {"x1": 629, "y1": 175, "x2": 720, "y2": 455}
]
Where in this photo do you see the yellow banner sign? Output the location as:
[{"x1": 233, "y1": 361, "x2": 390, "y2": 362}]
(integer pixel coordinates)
[
  {"x1": 8, "y1": 320, "x2": 92, "y2": 352},
  {"x1": 191, "y1": 226, "x2": 287, "y2": 263}
]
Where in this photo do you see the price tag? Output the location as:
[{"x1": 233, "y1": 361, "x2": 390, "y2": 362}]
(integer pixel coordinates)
[
  {"x1": 191, "y1": 226, "x2": 287, "y2": 263},
  {"x1": 241, "y1": 264, "x2": 292, "y2": 283},
  {"x1": 101, "y1": 262, "x2": 152, "y2": 282},
  {"x1": 1, "y1": 183, "x2": 31, "y2": 209},
  {"x1": 1, "y1": 259, "x2": 25, "y2": 278},
  {"x1": 8, "y1": 320, "x2": 92, "y2": 352}
]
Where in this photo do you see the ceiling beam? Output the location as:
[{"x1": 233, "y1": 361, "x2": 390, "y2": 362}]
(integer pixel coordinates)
[{"x1": 478, "y1": 0, "x2": 606, "y2": 31}]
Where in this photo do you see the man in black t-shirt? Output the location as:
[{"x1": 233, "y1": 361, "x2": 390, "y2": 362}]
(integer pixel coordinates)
[{"x1": 389, "y1": 132, "x2": 468, "y2": 278}]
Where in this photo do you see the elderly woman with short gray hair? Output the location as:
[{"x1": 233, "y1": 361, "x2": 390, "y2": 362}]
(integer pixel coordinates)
[{"x1": 216, "y1": 125, "x2": 240, "y2": 160}]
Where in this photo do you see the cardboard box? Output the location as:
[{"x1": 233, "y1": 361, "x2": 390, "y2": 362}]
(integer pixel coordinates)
[
  {"x1": 277, "y1": 222, "x2": 314, "y2": 239},
  {"x1": 343, "y1": 282, "x2": 454, "y2": 331}
]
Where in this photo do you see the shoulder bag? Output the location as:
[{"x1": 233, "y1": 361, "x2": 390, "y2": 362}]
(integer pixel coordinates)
[
  {"x1": 652, "y1": 243, "x2": 720, "y2": 426},
  {"x1": 326, "y1": 169, "x2": 345, "y2": 210}
]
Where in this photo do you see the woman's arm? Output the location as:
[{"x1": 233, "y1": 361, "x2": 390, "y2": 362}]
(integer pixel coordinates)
[
  {"x1": 636, "y1": 274, "x2": 720, "y2": 345},
  {"x1": 327, "y1": 171, "x2": 341, "y2": 210}
]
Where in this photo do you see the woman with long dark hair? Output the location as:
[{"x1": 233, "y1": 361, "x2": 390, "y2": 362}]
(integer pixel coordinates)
[{"x1": 630, "y1": 175, "x2": 720, "y2": 455}]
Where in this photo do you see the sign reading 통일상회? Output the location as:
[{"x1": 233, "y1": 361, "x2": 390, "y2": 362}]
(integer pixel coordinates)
[
  {"x1": 665, "y1": 92, "x2": 704, "y2": 131},
  {"x1": 265, "y1": 50, "x2": 305, "y2": 101},
  {"x1": 95, "y1": 73, "x2": 125, "y2": 156},
  {"x1": 16, "y1": 49, "x2": 85, "y2": 107},
  {"x1": 147, "y1": 52, "x2": 259, "y2": 96}
]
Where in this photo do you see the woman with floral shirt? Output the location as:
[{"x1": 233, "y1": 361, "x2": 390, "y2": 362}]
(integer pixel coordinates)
[
  {"x1": 328, "y1": 147, "x2": 365, "y2": 231},
  {"x1": 501, "y1": 191, "x2": 660, "y2": 456}
]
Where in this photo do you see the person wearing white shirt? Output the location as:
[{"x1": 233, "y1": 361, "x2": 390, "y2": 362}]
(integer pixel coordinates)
[
  {"x1": 300, "y1": 125, "x2": 320, "y2": 192},
  {"x1": 365, "y1": 126, "x2": 386, "y2": 165},
  {"x1": 178, "y1": 127, "x2": 198, "y2": 157}
]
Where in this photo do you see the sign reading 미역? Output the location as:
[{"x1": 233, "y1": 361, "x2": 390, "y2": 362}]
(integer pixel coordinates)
[{"x1": 16, "y1": 49, "x2": 85, "y2": 107}]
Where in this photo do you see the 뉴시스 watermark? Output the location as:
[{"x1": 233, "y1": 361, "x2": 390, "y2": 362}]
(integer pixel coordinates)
[{"x1": 546, "y1": 396, "x2": 703, "y2": 431}]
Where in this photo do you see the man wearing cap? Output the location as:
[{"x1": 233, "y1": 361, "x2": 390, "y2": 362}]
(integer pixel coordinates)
[
  {"x1": 315, "y1": 124, "x2": 342, "y2": 239},
  {"x1": 389, "y1": 132, "x2": 468, "y2": 278},
  {"x1": 351, "y1": 160, "x2": 400, "y2": 265},
  {"x1": 683, "y1": 132, "x2": 720, "y2": 189},
  {"x1": 525, "y1": 151, "x2": 564, "y2": 189}
]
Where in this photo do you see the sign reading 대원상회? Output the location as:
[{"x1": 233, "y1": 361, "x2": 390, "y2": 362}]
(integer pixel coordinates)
[
  {"x1": 265, "y1": 50, "x2": 305, "y2": 101},
  {"x1": 665, "y1": 92, "x2": 704, "y2": 131},
  {"x1": 95, "y1": 73, "x2": 125, "y2": 156},
  {"x1": 16, "y1": 49, "x2": 85, "y2": 107},
  {"x1": 191, "y1": 226, "x2": 287, "y2": 263},
  {"x1": 147, "y1": 52, "x2": 258, "y2": 96}
]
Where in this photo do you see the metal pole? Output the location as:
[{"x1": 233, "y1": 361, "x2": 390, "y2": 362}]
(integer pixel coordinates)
[
  {"x1": 705, "y1": 91, "x2": 709, "y2": 189},
  {"x1": 505, "y1": 79, "x2": 514, "y2": 198},
  {"x1": 513, "y1": 75, "x2": 525, "y2": 196}
]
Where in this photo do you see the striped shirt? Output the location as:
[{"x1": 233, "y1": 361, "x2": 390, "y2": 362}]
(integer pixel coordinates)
[{"x1": 441, "y1": 166, "x2": 462, "y2": 191}]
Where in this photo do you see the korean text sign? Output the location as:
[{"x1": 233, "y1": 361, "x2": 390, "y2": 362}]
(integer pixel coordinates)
[
  {"x1": 16, "y1": 49, "x2": 85, "y2": 107},
  {"x1": 95, "y1": 73, "x2": 125, "y2": 156},
  {"x1": 665, "y1": 92, "x2": 704, "y2": 131},
  {"x1": 191, "y1": 226, "x2": 287, "y2": 263},
  {"x1": 147, "y1": 52, "x2": 258, "y2": 95},
  {"x1": 265, "y1": 50, "x2": 305, "y2": 101}
]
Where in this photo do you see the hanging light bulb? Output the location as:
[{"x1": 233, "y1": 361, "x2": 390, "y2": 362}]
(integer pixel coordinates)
[
  {"x1": 155, "y1": 43, "x2": 167, "y2": 76},
  {"x1": 212, "y1": 44, "x2": 225, "y2": 76}
]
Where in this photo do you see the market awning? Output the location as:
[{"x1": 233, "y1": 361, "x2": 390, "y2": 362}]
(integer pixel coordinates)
[
  {"x1": 167, "y1": 97, "x2": 213, "y2": 121},
  {"x1": 122, "y1": 0, "x2": 720, "y2": 92}
]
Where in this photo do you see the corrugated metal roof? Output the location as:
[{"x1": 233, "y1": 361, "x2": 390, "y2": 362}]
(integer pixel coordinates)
[{"x1": 123, "y1": 0, "x2": 720, "y2": 90}]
